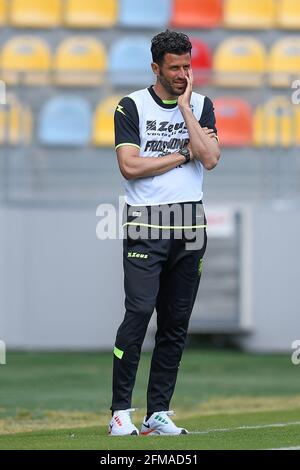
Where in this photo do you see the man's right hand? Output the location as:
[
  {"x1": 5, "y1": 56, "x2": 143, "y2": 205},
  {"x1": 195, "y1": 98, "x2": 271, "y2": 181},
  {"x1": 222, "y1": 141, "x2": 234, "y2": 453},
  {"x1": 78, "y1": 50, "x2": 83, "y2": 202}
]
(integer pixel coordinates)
[{"x1": 202, "y1": 127, "x2": 218, "y2": 141}]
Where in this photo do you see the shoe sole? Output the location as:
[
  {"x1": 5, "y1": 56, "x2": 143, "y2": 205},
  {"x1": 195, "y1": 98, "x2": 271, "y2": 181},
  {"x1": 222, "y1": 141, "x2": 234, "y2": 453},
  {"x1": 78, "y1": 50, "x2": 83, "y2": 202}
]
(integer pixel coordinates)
[
  {"x1": 141, "y1": 429, "x2": 188, "y2": 436},
  {"x1": 108, "y1": 430, "x2": 139, "y2": 436}
]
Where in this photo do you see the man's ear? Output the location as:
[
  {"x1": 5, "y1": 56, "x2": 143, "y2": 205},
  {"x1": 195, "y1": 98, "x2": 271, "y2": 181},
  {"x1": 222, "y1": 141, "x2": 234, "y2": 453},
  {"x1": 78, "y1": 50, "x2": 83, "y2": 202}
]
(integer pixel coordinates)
[{"x1": 151, "y1": 62, "x2": 160, "y2": 76}]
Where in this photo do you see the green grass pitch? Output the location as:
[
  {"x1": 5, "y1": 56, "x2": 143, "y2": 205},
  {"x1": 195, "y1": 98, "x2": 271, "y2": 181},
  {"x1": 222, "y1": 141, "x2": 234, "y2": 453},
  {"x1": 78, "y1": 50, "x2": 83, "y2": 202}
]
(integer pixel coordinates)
[{"x1": 0, "y1": 350, "x2": 300, "y2": 450}]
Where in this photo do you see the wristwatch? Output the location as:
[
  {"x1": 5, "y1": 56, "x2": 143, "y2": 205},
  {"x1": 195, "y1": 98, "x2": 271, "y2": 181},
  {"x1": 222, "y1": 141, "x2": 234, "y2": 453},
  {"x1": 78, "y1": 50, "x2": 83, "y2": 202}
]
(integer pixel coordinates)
[{"x1": 179, "y1": 147, "x2": 190, "y2": 164}]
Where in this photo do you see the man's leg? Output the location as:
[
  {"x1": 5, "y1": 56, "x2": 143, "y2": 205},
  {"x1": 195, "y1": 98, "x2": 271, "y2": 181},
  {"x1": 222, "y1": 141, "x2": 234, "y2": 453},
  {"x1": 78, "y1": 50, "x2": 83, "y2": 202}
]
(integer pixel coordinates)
[
  {"x1": 111, "y1": 235, "x2": 168, "y2": 411},
  {"x1": 146, "y1": 230, "x2": 207, "y2": 414}
]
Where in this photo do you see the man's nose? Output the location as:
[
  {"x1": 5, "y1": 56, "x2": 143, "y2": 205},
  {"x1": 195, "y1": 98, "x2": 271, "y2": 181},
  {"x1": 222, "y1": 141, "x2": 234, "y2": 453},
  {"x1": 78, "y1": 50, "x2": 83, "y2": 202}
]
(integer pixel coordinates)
[{"x1": 177, "y1": 68, "x2": 186, "y2": 79}]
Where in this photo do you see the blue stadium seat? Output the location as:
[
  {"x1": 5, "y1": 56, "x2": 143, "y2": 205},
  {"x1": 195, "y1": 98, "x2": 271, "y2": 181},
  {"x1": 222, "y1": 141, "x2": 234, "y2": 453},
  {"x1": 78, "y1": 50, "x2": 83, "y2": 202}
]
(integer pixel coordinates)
[
  {"x1": 109, "y1": 37, "x2": 153, "y2": 87},
  {"x1": 38, "y1": 96, "x2": 91, "y2": 146},
  {"x1": 119, "y1": 0, "x2": 171, "y2": 28}
]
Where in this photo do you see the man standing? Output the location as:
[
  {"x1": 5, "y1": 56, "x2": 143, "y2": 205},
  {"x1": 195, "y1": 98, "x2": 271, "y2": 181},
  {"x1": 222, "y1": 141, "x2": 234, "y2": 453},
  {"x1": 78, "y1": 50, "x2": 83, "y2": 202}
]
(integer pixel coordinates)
[{"x1": 109, "y1": 30, "x2": 220, "y2": 436}]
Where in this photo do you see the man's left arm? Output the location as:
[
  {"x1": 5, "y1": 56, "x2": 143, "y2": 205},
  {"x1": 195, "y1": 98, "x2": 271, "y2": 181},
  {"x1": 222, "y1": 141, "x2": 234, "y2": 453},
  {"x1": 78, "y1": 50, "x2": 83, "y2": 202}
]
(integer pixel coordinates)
[{"x1": 178, "y1": 70, "x2": 220, "y2": 170}]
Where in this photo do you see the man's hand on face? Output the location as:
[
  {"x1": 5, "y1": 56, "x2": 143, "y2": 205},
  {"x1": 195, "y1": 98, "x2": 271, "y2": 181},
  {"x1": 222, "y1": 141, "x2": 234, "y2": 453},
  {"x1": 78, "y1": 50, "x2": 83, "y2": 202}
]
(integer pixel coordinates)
[{"x1": 177, "y1": 68, "x2": 193, "y2": 112}]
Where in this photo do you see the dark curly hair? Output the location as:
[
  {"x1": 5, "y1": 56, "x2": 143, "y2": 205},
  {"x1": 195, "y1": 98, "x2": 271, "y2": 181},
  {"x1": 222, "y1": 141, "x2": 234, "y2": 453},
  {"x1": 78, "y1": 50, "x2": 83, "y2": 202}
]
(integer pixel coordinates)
[{"x1": 151, "y1": 30, "x2": 192, "y2": 65}]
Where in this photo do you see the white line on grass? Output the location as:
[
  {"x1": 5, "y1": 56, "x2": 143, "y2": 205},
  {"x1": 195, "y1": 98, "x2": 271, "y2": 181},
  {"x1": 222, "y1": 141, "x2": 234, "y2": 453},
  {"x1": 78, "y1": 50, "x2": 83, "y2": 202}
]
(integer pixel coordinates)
[
  {"x1": 269, "y1": 446, "x2": 300, "y2": 450},
  {"x1": 188, "y1": 421, "x2": 300, "y2": 435}
]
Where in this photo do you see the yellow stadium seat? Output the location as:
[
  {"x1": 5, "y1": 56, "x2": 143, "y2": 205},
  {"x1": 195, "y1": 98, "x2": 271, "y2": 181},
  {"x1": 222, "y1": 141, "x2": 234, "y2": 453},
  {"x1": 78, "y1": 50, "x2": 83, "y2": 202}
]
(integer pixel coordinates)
[
  {"x1": 11, "y1": 105, "x2": 32, "y2": 145},
  {"x1": 253, "y1": 96, "x2": 298, "y2": 147},
  {"x1": 295, "y1": 106, "x2": 300, "y2": 146},
  {"x1": 224, "y1": 0, "x2": 276, "y2": 29},
  {"x1": 0, "y1": 108, "x2": 6, "y2": 143},
  {"x1": 1, "y1": 37, "x2": 51, "y2": 85},
  {"x1": 268, "y1": 37, "x2": 300, "y2": 87},
  {"x1": 277, "y1": 0, "x2": 300, "y2": 29},
  {"x1": 10, "y1": 0, "x2": 62, "y2": 28},
  {"x1": 214, "y1": 37, "x2": 266, "y2": 87},
  {"x1": 54, "y1": 37, "x2": 107, "y2": 86},
  {"x1": 0, "y1": 0, "x2": 7, "y2": 26},
  {"x1": 93, "y1": 95, "x2": 121, "y2": 146},
  {"x1": 65, "y1": 0, "x2": 117, "y2": 28},
  {"x1": 0, "y1": 94, "x2": 32, "y2": 145}
]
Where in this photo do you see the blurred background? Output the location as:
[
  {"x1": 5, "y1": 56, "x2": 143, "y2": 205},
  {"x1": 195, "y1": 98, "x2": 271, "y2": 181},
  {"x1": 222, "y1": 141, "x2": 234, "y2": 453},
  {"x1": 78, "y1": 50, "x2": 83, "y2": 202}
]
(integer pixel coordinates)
[{"x1": 0, "y1": 0, "x2": 300, "y2": 354}]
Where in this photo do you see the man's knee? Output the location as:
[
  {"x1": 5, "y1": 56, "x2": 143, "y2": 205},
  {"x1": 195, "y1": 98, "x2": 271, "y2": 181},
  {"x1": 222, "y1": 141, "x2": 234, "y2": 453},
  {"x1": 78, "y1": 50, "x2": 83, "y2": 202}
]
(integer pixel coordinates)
[
  {"x1": 116, "y1": 300, "x2": 156, "y2": 349},
  {"x1": 125, "y1": 297, "x2": 156, "y2": 319}
]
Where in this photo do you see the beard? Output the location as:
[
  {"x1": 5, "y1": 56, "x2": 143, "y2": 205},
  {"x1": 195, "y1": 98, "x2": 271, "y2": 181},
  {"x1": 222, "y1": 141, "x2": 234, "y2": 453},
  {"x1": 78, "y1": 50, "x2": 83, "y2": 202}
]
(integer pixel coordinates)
[{"x1": 158, "y1": 72, "x2": 187, "y2": 97}]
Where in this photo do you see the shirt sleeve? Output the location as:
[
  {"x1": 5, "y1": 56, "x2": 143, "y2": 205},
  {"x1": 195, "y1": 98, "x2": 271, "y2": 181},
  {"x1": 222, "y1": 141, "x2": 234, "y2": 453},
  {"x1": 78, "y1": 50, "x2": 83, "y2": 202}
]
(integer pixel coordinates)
[
  {"x1": 199, "y1": 96, "x2": 218, "y2": 139},
  {"x1": 114, "y1": 97, "x2": 140, "y2": 150}
]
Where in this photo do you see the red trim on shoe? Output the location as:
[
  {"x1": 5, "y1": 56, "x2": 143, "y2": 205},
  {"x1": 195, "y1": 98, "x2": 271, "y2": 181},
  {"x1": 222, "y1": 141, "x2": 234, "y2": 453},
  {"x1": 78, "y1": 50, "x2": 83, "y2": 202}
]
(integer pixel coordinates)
[
  {"x1": 141, "y1": 429, "x2": 155, "y2": 435},
  {"x1": 114, "y1": 416, "x2": 122, "y2": 426}
]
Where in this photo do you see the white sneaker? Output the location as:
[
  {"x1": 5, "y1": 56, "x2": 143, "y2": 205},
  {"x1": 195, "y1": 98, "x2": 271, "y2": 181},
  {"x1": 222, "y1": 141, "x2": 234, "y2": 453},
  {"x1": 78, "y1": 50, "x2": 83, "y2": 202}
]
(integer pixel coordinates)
[
  {"x1": 108, "y1": 408, "x2": 139, "y2": 436},
  {"x1": 140, "y1": 410, "x2": 188, "y2": 436}
]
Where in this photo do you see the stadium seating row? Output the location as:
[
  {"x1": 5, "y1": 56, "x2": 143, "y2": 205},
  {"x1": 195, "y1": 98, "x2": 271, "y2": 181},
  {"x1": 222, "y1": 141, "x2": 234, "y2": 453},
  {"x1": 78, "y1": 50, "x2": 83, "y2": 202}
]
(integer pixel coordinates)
[
  {"x1": 1, "y1": 95, "x2": 300, "y2": 148},
  {"x1": 0, "y1": 0, "x2": 300, "y2": 30},
  {"x1": 0, "y1": 35, "x2": 300, "y2": 88}
]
